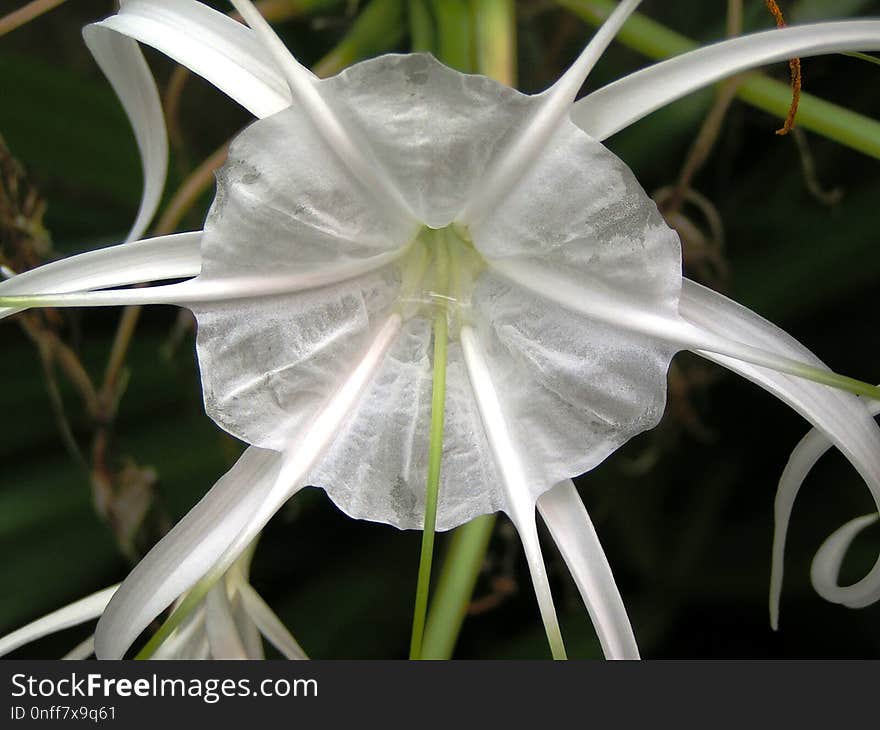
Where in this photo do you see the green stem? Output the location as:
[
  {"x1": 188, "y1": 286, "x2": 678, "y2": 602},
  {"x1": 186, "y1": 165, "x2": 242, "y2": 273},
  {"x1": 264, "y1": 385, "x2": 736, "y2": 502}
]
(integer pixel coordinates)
[
  {"x1": 559, "y1": 0, "x2": 880, "y2": 160},
  {"x1": 312, "y1": 0, "x2": 406, "y2": 77},
  {"x1": 473, "y1": 0, "x2": 516, "y2": 85},
  {"x1": 409, "y1": 246, "x2": 450, "y2": 660},
  {"x1": 408, "y1": 0, "x2": 435, "y2": 53},
  {"x1": 420, "y1": 514, "x2": 496, "y2": 659},
  {"x1": 432, "y1": 0, "x2": 473, "y2": 72}
]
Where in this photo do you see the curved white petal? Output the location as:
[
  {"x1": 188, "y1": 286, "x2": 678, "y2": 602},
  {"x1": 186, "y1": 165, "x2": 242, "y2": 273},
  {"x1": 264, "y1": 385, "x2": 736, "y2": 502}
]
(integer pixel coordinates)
[
  {"x1": 0, "y1": 585, "x2": 118, "y2": 658},
  {"x1": 82, "y1": 23, "x2": 167, "y2": 241},
  {"x1": 205, "y1": 585, "x2": 248, "y2": 659},
  {"x1": 88, "y1": 0, "x2": 290, "y2": 120},
  {"x1": 63, "y1": 635, "x2": 96, "y2": 661},
  {"x1": 94, "y1": 447, "x2": 285, "y2": 660},
  {"x1": 152, "y1": 606, "x2": 207, "y2": 659},
  {"x1": 0, "y1": 249, "x2": 401, "y2": 314},
  {"x1": 238, "y1": 582, "x2": 307, "y2": 659},
  {"x1": 0, "y1": 232, "x2": 202, "y2": 320},
  {"x1": 811, "y1": 514, "x2": 880, "y2": 605},
  {"x1": 572, "y1": 21, "x2": 880, "y2": 140},
  {"x1": 769, "y1": 401, "x2": 880, "y2": 626},
  {"x1": 678, "y1": 280, "x2": 880, "y2": 617},
  {"x1": 538, "y1": 480, "x2": 640, "y2": 660},
  {"x1": 460, "y1": 325, "x2": 566, "y2": 659}
]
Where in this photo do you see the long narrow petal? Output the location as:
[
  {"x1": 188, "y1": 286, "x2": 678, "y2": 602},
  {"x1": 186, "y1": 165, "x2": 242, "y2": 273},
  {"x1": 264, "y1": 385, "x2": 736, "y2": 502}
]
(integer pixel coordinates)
[
  {"x1": 538, "y1": 480, "x2": 640, "y2": 660},
  {"x1": 152, "y1": 607, "x2": 207, "y2": 659},
  {"x1": 769, "y1": 401, "x2": 880, "y2": 625},
  {"x1": 238, "y1": 582, "x2": 307, "y2": 659},
  {"x1": 63, "y1": 636, "x2": 96, "y2": 661},
  {"x1": 678, "y1": 280, "x2": 880, "y2": 616},
  {"x1": 492, "y1": 260, "x2": 880, "y2": 399},
  {"x1": 460, "y1": 325, "x2": 566, "y2": 659},
  {"x1": 205, "y1": 585, "x2": 249, "y2": 659},
  {"x1": 811, "y1": 514, "x2": 880, "y2": 606},
  {"x1": 94, "y1": 447, "x2": 285, "y2": 660},
  {"x1": 81, "y1": 21, "x2": 166, "y2": 241},
  {"x1": 230, "y1": 0, "x2": 416, "y2": 224},
  {"x1": 0, "y1": 585, "x2": 118, "y2": 658},
  {"x1": 88, "y1": 0, "x2": 290, "y2": 119},
  {"x1": 0, "y1": 232, "x2": 202, "y2": 320},
  {"x1": 457, "y1": 0, "x2": 641, "y2": 225},
  {"x1": 95, "y1": 315, "x2": 402, "y2": 659},
  {"x1": 0, "y1": 248, "x2": 402, "y2": 315},
  {"x1": 572, "y1": 21, "x2": 880, "y2": 140}
]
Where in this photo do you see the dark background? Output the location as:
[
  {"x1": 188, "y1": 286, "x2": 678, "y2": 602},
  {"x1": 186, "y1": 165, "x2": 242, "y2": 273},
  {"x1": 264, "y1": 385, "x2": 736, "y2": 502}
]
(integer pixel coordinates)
[{"x1": 1, "y1": 0, "x2": 879, "y2": 658}]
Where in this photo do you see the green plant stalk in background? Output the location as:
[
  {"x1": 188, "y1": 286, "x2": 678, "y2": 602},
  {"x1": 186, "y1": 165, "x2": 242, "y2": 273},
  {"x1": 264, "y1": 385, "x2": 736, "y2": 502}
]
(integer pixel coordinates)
[
  {"x1": 313, "y1": 0, "x2": 405, "y2": 77},
  {"x1": 560, "y1": 0, "x2": 880, "y2": 160}
]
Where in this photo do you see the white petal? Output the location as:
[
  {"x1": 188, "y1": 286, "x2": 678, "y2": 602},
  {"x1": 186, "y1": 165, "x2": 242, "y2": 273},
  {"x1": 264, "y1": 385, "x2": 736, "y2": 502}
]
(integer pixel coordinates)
[
  {"x1": 572, "y1": 21, "x2": 880, "y2": 140},
  {"x1": 152, "y1": 607, "x2": 207, "y2": 659},
  {"x1": 82, "y1": 22, "x2": 166, "y2": 240},
  {"x1": 205, "y1": 585, "x2": 248, "y2": 659},
  {"x1": 0, "y1": 232, "x2": 201, "y2": 320},
  {"x1": 461, "y1": 325, "x2": 566, "y2": 659},
  {"x1": 0, "y1": 585, "x2": 118, "y2": 658},
  {"x1": 0, "y1": 250, "x2": 400, "y2": 313},
  {"x1": 678, "y1": 280, "x2": 880, "y2": 616},
  {"x1": 538, "y1": 480, "x2": 640, "y2": 660},
  {"x1": 62, "y1": 635, "x2": 96, "y2": 661},
  {"x1": 94, "y1": 447, "x2": 284, "y2": 659},
  {"x1": 228, "y1": 588, "x2": 265, "y2": 660},
  {"x1": 230, "y1": 0, "x2": 416, "y2": 223},
  {"x1": 238, "y1": 582, "x2": 307, "y2": 659},
  {"x1": 494, "y1": 262, "x2": 879, "y2": 398},
  {"x1": 457, "y1": 0, "x2": 641, "y2": 225},
  {"x1": 769, "y1": 401, "x2": 880, "y2": 625},
  {"x1": 811, "y1": 514, "x2": 880, "y2": 606},
  {"x1": 89, "y1": 0, "x2": 290, "y2": 119},
  {"x1": 96, "y1": 316, "x2": 402, "y2": 659}
]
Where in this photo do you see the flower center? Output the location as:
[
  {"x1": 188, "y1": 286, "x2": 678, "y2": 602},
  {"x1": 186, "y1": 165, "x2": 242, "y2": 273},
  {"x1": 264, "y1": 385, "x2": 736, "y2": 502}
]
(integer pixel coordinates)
[{"x1": 398, "y1": 224, "x2": 486, "y2": 337}]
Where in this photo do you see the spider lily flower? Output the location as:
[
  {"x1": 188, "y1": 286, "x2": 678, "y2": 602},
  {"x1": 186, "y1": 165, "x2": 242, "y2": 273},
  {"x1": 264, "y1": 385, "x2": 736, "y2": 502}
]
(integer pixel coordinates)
[
  {"x1": 0, "y1": 545, "x2": 305, "y2": 660},
  {"x1": 3, "y1": 0, "x2": 880, "y2": 660}
]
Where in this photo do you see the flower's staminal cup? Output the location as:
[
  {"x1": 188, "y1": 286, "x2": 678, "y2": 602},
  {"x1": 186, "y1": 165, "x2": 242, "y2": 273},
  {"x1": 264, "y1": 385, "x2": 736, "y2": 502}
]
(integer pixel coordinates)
[{"x1": 4, "y1": 0, "x2": 880, "y2": 658}]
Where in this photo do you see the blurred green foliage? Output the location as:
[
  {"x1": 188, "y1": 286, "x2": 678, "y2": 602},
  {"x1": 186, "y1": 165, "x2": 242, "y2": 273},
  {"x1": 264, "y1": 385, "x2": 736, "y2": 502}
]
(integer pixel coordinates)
[{"x1": 1, "y1": 0, "x2": 879, "y2": 659}]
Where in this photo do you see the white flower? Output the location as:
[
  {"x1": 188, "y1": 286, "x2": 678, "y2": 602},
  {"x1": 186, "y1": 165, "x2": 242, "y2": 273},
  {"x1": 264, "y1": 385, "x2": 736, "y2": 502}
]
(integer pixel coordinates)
[
  {"x1": 3, "y1": 0, "x2": 880, "y2": 659},
  {"x1": 0, "y1": 544, "x2": 305, "y2": 660}
]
